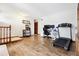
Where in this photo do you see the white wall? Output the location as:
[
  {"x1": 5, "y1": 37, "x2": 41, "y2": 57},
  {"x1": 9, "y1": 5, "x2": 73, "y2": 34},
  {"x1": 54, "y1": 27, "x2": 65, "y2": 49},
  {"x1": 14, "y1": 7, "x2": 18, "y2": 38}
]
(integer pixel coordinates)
[
  {"x1": 39, "y1": 3, "x2": 77, "y2": 41},
  {"x1": 0, "y1": 14, "x2": 34, "y2": 37},
  {"x1": 0, "y1": 3, "x2": 77, "y2": 41}
]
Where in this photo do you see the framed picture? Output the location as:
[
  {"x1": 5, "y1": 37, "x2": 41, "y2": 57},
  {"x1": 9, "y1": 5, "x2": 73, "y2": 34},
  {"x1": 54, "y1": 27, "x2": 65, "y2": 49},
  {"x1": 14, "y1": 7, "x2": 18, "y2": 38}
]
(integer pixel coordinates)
[
  {"x1": 22, "y1": 20, "x2": 30, "y2": 25},
  {"x1": 22, "y1": 20, "x2": 27, "y2": 24}
]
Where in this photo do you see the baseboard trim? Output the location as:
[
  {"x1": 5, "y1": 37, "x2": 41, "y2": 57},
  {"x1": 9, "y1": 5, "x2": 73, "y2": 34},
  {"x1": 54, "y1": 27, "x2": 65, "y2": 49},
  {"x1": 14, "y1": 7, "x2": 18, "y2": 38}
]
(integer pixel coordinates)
[{"x1": 11, "y1": 36, "x2": 19, "y2": 38}]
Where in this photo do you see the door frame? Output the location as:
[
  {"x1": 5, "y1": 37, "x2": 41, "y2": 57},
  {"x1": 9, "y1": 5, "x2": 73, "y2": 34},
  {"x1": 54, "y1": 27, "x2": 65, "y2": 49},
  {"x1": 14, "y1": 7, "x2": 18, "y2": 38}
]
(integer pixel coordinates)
[{"x1": 34, "y1": 19, "x2": 38, "y2": 35}]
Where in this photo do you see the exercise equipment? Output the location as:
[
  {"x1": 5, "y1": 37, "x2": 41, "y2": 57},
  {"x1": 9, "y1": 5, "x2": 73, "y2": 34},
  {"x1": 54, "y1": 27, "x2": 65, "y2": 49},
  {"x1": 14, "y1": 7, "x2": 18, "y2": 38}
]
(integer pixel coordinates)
[
  {"x1": 53, "y1": 23, "x2": 72, "y2": 51},
  {"x1": 22, "y1": 20, "x2": 31, "y2": 37},
  {"x1": 43, "y1": 25, "x2": 55, "y2": 38}
]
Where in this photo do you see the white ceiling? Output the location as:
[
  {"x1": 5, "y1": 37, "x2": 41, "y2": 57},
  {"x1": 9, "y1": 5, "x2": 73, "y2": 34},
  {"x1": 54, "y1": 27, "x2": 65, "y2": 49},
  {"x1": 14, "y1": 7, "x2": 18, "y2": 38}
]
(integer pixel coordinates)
[{"x1": 0, "y1": 3, "x2": 77, "y2": 18}]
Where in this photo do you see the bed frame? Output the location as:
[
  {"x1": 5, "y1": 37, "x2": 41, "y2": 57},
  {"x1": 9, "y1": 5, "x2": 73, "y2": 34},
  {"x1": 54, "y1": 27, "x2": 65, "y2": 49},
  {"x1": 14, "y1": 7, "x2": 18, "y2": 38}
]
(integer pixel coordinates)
[{"x1": 0, "y1": 25, "x2": 11, "y2": 44}]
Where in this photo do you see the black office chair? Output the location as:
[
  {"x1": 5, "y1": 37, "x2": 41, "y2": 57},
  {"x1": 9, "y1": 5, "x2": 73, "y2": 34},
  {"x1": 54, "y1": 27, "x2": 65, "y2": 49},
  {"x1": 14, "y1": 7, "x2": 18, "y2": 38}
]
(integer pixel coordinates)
[
  {"x1": 43, "y1": 25, "x2": 55, "y2": 38},
  {"x1": 53, "y1": 23, "x2": 72, "y2": 51}
]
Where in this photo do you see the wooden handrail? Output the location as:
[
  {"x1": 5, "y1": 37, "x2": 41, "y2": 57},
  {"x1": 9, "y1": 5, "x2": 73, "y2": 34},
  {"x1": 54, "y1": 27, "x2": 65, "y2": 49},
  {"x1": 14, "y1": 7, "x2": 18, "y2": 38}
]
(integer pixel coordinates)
[{"x1": 0, "y1": 25, "x2": 11, "y2": 44}]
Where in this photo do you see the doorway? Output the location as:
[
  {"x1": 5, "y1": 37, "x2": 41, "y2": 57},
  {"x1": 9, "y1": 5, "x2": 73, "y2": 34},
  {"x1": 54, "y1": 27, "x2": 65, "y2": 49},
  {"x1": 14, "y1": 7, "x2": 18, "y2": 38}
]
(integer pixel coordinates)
[{"x1": 34, "y1": 19, "x2": 38, "y2": 34}]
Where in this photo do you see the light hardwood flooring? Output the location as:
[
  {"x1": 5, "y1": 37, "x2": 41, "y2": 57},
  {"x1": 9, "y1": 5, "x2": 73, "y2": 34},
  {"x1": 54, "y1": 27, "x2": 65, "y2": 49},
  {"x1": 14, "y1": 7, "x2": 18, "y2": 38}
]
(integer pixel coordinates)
[
  {"x1": 6, "y1": 35, "x2": 75, "y2": 56},
  {"x1": 0, "y1": 45, "x2": 9, "y2": 56}
]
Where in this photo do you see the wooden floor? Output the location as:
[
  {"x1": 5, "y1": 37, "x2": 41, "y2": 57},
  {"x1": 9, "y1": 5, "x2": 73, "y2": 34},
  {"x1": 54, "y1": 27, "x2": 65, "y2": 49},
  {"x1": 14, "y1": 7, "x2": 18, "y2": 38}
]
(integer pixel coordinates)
[{"x1": 6, "y1": 35, "x2": 75, "y2": 56}]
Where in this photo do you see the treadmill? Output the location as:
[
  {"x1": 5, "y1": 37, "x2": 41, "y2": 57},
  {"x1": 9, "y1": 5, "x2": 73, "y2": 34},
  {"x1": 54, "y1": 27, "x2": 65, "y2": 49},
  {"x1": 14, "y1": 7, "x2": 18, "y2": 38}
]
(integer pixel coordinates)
[{"x1": 53, "y1": 23, "x2": 72, "y2": 51}]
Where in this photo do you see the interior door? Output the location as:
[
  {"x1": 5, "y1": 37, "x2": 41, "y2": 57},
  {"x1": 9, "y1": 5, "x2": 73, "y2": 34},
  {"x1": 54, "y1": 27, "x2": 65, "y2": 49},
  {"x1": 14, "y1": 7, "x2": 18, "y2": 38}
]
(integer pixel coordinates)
[
  {"x1": 76, "y1": 3, "x2": 79, "y2": 55},
  {"x1": 78, "y1": 4, "x2": 79, "y2": 31},
  {"x1": 34, "y1": 19, "x2": 38, "y2": 34}
]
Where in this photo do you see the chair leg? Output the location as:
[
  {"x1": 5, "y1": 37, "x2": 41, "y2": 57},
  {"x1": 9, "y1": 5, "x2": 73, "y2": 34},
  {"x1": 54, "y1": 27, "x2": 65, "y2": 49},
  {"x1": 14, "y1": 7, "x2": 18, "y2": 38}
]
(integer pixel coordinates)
[{"x1": 53, "y1": 43, "x2": 56, "y2": 46}]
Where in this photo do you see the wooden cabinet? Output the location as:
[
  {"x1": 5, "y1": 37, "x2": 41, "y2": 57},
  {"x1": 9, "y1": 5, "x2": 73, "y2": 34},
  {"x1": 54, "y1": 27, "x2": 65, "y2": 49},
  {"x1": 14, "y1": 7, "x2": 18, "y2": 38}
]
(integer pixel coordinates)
[{"x1": 76, "y1": 33, "x2": 79, "y2": 55}]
